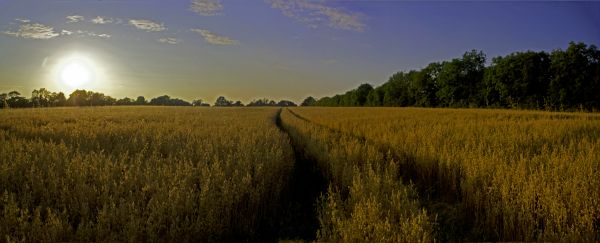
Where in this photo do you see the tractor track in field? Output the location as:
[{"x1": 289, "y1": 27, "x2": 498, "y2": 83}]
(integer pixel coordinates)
[
  {"x1": 283, "y1": 108, "x2": 477, "y2": 241},
  {"x1": 273, "y1": 108, "x2": 328, "y2": 242}
]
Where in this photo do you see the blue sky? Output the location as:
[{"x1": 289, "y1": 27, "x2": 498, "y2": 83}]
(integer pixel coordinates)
[{"x1": 0, "y1": 0, "x2": 599, "y2": 103}]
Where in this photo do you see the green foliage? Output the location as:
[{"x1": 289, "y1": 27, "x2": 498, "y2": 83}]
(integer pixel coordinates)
[
  {"x1": 436, "y1": 50, "x2": 486, "y2": 107},
  {"x1": 547, "y1": 42, "x2": 600, "y2": 110},
  {"x1": 1, "y1": 89, "x2": 192, "y2": 108},
  {"x1": 301, "y1": 96, "x2": 317, "y2": 106},
  {"x1": 213, "y1": 96, "x2": 244, "y2": 107},
  {"x1": 67, "y1": 89, "x2": 117, "y2": 106},
  {"x1": 315, "y1": 42, "x2": 600, "y2": 111},
  {"x1": 247, "y1": 98, "x2": 297, "y2": 107},
  {"x1": 484, "y1": 51, "x2": 550, "y2": 108},
  {"x1": 149, "y1": 95, "x2": 191, "y2": 106}
]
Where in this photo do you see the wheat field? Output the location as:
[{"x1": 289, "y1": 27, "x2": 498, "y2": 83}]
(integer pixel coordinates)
[
  {"x1": 1, "y1": 106, "x2": 598, "y2": 242},
  {"x1": 0, "y1": 107, "x2": 295, "y2": 242},
  {"x1": 284, "y1": 107, "x2": 600, "y2": 241}
]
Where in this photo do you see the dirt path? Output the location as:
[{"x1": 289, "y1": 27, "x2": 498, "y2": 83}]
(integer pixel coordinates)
[{"x1": 274, "y1": 109, "x2": 328, "y2": 242}]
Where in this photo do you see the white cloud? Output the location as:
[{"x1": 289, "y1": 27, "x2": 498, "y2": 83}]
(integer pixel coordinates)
[
  {"x1": 129, "y1": 19, "x2": 166, "y2": 32},
  {"x1": 15, "y1": 18, "x2": 31, "y2": 23},
  {"x1": 91, "y1": 16, "x2": 114, "y2": 24},
  {"x1": 190, "y1": 0, "x2": 223, "y2": 16},
  {"x1": 2, "y1": 22, "x2": 59, "y2": 40},
  {"x1": 66, "y1": 15, "x2": 84, "y2": 23},
  {"x1": 266, "y1": 0, "x2": 365, "y2": 32},
  {"x1": 60, "y1": 29, "x2": 111, "y2": 39},
  {"x1": 158, "y1": 37, "x2": 181, "y2": 45},
  {"x1": 2, "y1": 19, "x2": 112, "y2": 40},
  {"x1": 94, "y1": 33, "x2": 111, "y2": 39},
  {"x1": 190, "y1": 29, "x2": 238, "y2": 45}
]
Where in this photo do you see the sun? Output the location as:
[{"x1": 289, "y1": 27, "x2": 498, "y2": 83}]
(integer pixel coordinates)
[
  {"x1": 60, "y1": 59, "x2": 93, "y2": 88},
  {"x1": 61, "y1": 61, "x2": 92, "y2": 88},
  {"x1": 47, "y1": 52, "x2": 109, "y2": 94}
]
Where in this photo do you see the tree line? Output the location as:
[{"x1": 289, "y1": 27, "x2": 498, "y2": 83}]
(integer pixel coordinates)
[
  {"x1": 304, "y1": 42, "x2": 600, "y2": 111},
  {"x1": 0, "y1": 89, "x2": 298, "y2": 108}
]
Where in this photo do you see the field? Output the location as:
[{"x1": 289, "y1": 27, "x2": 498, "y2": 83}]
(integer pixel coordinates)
[
  {"x1": 282, "y1": 107, "x2": 600, "y2": 241},
  {"x1": 1, "y1": 106, "x2": 599, "y2": 242},
  {"x1": 0, "y1": 107, "x2": 296, "y2": 242}
]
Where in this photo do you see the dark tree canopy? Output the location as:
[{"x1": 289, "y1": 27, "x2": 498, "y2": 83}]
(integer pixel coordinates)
[
  {"x1": 277, "y1": 100, "x2": 297, "y2": 107},
  {"x1": 149, "y1": 95, "x2": 191, "y2": 106},
  {"x1": 301, "y1": 96, "x2": 316, "y2": 106},
  {"x1": 136, "y1": 96, "x2": 148, "y2": 105},
  {"x1": 214, "y1": 96, "x2": 234, "y2": 107},
  {"x1": 192, "y1": 99, "x2": 210, "y2": 107},
  {"x1": 314, "y1": 42, "x2": 600, "y2": 111},
  {"x1": 247, "y1": 98, "x2": 297, "y2": 107}
]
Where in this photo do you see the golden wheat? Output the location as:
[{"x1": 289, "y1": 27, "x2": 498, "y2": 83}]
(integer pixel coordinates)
[
  {"x1": 0, "y1": 107, "x2": 294, "y2": 242},
  {"x1": 280, "y1": 108, "x2": 434, "y2": 242},
  {"x1": 289, "y1": 107, "x2": 600, "y2": 241},
  {"x1": 2, "y1": 106, "x2": 597, "y2": 242}
]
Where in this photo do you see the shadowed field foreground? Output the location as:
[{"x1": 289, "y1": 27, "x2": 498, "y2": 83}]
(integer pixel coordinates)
[{"x1": 1, "y1": 107, "x2": 599, "y2": 242}]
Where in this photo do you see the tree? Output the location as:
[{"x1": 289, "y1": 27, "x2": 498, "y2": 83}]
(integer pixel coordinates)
[
  {"x1": 381, "y1": 72, "x2": 413, "y2": 106},
  {"x1": 89, "y1": 92, "x2": 106, "y2": 106},
  {"x1": 6, "y1": 91, "x2": 30, "y2": 108},
  {"x1": 214, "y1": 96, "x2": 233, "y2": 107},
  {"x1": 116, "y1": 97, "x2": 134, "y2": 106},
  {"x1": 548, "y1": 42, "x2": 600, "y2": 110},
  {"x1": 49, "y1": 92, "x2": 67, "y2": 107},
  {"x1": 193, "y1": 99, "x2": 209, "y2": 106},
  {"x1": 247, "y1": 98, "x2": 272, "y2": 106},
  {"x1": 483, "y1": 51, "x2": 550, "y2": 108},
  {"x1": 277, "y1": 100, "x2": 297, "y2": 107},
  {"x1": 68, "y1": 90, "x2": 90, "y2": 106},
  {"x1": 8, "y1": 91, "x2": 20, "y2": 99},
  {"x1": 354, "y1": 83, "x2": 373, "y2": 106},
  {"x1": 315, "y1": 95, "x2": 341, "y2": 106},
  {"x1": 150, "y1": 95, "x2": 170, "y2": 106},
  {"x1": 135, "y1": 96, "x2": 147, "y2": 105},
  {"x1": 365, "y1": 88, "x2": 383, "y2": 106},
  {"x1": 0, "y1": 93, "x2": 8, "y2": 108},
  {"x1": 413, "y1": 62, "x2": 441, "y2": 107},
  {"x1": 436, "y1": 50, "x2": 486, "y2": 107},
  {"x1": 31, "y1": 88, "x2": 51, "y2": 107},
  {"x1": 149, "y1": 95, "x2": 191, "y2": 106},
  {"x1": 301, "y1": 96, "x2": 316, "y2": 106}
]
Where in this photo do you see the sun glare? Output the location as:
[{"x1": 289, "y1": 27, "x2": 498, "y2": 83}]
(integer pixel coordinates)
[
  {"x1": 53, "y1": 54, "x2": 102, "y2": 91},
  {"x1": 61, "y1": 61, "x2": 92, "y2": 88}
]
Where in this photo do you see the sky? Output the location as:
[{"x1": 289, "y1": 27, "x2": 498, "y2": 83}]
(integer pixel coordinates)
[{"x1": 0, "y1": 0, "x2": 599, "y2": 103}]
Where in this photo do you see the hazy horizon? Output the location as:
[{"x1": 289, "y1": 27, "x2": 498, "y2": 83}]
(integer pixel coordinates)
[{"x1": 1, "y1": 0, "x2": 599, "y2": 103}]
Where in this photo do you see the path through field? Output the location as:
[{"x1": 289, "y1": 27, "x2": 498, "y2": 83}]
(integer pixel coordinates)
[
  {"x1": 275, "y1": 109, "x2": 328, "y2": 241},
  {"x1": 280, "y1": 108, "x2": 468, "y2": 241}
]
